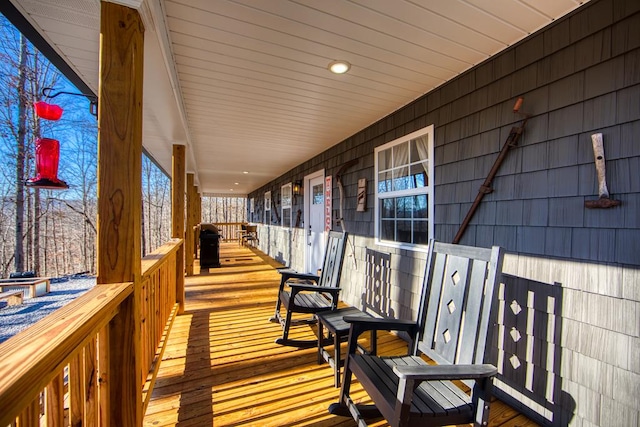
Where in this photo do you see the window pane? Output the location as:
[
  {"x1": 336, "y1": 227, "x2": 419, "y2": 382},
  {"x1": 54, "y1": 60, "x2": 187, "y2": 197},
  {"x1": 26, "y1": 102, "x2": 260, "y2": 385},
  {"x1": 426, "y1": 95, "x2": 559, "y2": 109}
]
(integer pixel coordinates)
[
  {"x1": 410, "y1": 162, "x2": 428, "y2": 188},
  {"x1": 380, "y1": 198, "x2": 395, "y2": 218},
  {"x1": 380, "y1": 219, "x2": 395, "y2": 241},
  {"x1": 313, "y1": 184, "x2": 323, "y2": 204},
  {"x1": 414, "y1": 194, "x2": 428, "y2": 219},
  {"x1": 282, "y1": 185, "x2": 292, "y2": 208},
  {"x1": 396, "y1": 196, "x2": 413, "y2": 218},
  {"x1": 410, "y1": 135, "x2": 429, "y2": 162},
  {"x1": 282, "y1": 208, "x2": 291, "y2": 227},
  {"x1": 397, "y1": 220, "x2": 412, "y2": 243},
  {"x1": 378, "y1": 171, "x2": 392, "y2": 193},
  {"x1": 392, "y1": 166, "x2": 410, "y2": 191},
  {"x1": 378, "y1": 148, "x2": 391, "y2": 170},
  {"x1": 413, "y1": 220, "x2": 428, "y2": 244},
  {"x1": 393, "y1": 141, "x2": 409, "y2": 168}
]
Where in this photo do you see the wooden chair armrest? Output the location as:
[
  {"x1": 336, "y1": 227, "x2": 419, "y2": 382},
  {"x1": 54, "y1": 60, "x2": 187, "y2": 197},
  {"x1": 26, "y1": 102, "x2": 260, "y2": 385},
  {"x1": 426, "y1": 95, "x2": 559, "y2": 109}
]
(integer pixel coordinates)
[
  {"x1": 289, "y1": 283, "x2": 340, "y2": 293},
  {"x1": 393, "y1": 363, "x2": 497, "y2": 380},
  {"x1": 344, "y1": 316, "x2": 416, "y2": 331},
  {"x1": 280, "y1": 271, "x2": 320, "y2": 282}
]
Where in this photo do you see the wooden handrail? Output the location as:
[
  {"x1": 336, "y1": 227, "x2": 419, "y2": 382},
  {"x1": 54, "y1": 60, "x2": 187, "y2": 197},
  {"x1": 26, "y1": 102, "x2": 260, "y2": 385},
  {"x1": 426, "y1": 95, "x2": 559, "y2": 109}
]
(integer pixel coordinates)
[
  {"x1": 0, "y1": 238, "x2": 183, "y2": 426},
  {"x1": 141, "y1": 238, "x2": 183, "y2": 277},
  {"x1": 0, "y1": 282, "x2": 133, "y2": 426}
]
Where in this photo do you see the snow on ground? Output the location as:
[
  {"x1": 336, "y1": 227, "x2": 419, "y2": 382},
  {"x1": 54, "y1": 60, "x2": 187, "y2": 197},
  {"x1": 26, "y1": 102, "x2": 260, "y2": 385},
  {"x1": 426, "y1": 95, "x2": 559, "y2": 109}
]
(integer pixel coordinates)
[{"x1": 0, "y1": 276, "x2": 96, "y2": 344}]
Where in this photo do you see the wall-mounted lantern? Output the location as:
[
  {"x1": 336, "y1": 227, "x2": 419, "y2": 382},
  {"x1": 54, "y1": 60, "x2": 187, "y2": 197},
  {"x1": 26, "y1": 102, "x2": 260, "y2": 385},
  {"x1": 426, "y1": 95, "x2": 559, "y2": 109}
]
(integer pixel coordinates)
[{"x1": 293, "y1": 180, "x2": 302, "y2": 203}]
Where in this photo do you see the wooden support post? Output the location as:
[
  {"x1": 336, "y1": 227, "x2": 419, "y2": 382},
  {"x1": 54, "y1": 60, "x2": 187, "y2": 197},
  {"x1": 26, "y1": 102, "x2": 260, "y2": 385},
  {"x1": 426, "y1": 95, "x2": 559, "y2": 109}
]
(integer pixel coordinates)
[
  {"x1": 197, "y1": 189, "x2": 202, "y2": 225},
  {"x1": 172, "y1": 145, "x2": 186, "y2": 313},
  {"x1": 194, "y1": 187, "x2": 201, "y2": 257},
  {"x1": 97, "y1": 2, "x2": 144, "y2": 426},
  {"x1": 185, "y1": 173, "x2": 195, "y2": 276}
]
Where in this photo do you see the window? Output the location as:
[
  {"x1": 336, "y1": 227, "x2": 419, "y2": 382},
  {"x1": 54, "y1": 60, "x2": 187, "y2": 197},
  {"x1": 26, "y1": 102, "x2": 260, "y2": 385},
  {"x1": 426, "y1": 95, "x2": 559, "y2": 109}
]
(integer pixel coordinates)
[
  {"x1": 281, "y1": 183, "x2": 292, "y2": 227},
  {"x1": 375, "y1": 125, "x2": 434, "y2": 248},
  {"x1": 264, "y1": 191, "x2": 271, "y2": 223}
]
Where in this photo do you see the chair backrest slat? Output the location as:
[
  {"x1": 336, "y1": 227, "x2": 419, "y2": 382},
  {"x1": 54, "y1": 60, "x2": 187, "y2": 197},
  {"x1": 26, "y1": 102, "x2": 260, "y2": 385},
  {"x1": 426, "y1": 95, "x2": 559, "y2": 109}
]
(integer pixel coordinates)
[
  {"x1": 416, "y1": 241, "x2": 503, "y2": 370},
  {"x1": 317, "y1": 231, "x2": 348, "y2": 289},
  {"x1": 361, "y1": 248, "x2": 394, "y2": 319}
]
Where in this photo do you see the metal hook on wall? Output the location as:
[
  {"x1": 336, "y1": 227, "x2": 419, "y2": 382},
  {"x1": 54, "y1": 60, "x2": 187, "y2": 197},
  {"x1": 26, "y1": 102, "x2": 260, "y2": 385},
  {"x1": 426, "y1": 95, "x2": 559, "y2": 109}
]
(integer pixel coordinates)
[{"x1": 42, "y1": 87, "x2": 98, "y2": 117}]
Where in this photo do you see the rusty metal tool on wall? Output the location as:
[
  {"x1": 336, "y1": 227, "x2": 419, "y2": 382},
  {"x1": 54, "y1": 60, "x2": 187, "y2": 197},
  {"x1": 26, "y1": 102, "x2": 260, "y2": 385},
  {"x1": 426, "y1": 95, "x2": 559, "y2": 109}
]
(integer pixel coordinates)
[
  {"x1": 584, "y1": 133, "x2": 621, "y2": 209},
  {"x1": 453, "y1": 97, "x2": 529, "y2": 244}
]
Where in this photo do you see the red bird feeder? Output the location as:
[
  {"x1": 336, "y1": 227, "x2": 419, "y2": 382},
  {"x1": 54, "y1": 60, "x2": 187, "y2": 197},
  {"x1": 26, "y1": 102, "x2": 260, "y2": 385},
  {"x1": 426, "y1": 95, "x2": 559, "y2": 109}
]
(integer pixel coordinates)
[
  {"x1": 25, "y1": 137, "x2": 68, "y2": 190},
  {"x1": 33, "y1": 101, "x2": 63, "y2": 121}
]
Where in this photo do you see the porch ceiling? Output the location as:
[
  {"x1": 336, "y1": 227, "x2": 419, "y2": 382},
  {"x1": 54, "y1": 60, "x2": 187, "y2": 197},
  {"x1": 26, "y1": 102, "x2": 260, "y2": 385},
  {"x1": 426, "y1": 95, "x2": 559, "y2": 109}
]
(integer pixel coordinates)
[{"x1": 8, "y1": 0, "x2": 589, "y2": 195}]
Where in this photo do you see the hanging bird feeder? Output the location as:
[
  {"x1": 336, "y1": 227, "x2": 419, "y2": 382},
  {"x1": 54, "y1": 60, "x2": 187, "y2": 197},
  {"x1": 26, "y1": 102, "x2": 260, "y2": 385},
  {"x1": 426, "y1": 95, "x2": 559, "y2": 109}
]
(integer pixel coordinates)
[
  {"x1": 33, "y1": 101, "x2": 63, "y2": 121},
  {"x1": 25, "y1": 137, "x2": 68, "y2": 190},
  {"x1": 27, "y1": 87, "x2": 97, "y2": 190}
]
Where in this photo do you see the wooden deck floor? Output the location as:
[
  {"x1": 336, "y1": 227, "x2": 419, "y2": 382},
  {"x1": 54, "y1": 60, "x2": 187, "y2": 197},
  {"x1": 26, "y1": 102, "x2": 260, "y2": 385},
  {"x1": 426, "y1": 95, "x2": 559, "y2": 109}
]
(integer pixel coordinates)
[{"x1": 144, "y1": 242, "x2": 538, "y2": 427}]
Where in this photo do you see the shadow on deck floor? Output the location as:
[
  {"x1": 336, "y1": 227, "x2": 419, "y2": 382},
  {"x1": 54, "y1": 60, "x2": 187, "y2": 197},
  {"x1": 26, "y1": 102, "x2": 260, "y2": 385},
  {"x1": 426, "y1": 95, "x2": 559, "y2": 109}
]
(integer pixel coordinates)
[{"x1": 144, "y1": 242, "x2": 538, "y2": 427}]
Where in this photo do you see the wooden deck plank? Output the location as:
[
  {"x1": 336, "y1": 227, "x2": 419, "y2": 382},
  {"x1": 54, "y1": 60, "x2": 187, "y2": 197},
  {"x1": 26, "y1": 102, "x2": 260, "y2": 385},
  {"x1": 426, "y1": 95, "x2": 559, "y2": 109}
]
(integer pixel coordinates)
[{"x1": 144, "y1": 242, "x2": 538, "y2": 427}]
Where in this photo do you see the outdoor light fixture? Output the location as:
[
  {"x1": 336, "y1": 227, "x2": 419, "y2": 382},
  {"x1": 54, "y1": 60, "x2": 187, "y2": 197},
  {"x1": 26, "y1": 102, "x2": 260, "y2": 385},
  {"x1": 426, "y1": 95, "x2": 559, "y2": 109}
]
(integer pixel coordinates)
[
  {"x1": 293, "y1": 180, "x2": 302, "y2": 203},
  {"x1": 293, "y1": 180, "x2": 302, "y2": 196},
  {"x1": 328, "y1": 60, "x2": 351, "y2": 74}
]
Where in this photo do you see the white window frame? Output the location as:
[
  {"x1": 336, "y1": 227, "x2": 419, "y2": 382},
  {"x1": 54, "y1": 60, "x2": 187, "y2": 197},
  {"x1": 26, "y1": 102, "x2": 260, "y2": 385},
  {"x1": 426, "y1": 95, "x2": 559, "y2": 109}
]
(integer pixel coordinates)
[
  {"x1": 281, "y1": 183, "x2": 292, "y2": 227},
  {"x1": 374, "y1": 124, "x2": 434, "y2": 250}
]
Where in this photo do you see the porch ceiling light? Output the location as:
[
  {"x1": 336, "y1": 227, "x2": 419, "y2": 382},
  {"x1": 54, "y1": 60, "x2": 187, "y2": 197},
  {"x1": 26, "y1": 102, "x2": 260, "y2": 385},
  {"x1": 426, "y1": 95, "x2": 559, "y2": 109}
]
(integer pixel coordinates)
[{"x1": 328, "y1": 60, "x2": 351, "y2": 74}]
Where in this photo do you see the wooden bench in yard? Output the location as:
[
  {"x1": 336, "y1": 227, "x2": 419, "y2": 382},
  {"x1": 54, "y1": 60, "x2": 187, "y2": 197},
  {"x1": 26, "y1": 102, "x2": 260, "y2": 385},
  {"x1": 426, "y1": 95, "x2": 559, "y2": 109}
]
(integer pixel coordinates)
[
  {"x1": 0, "y1": 277, "x2": 50, "y2": 299},
  {"x1": 0, "y1": 290, "x2": 24, "y2": 308}
]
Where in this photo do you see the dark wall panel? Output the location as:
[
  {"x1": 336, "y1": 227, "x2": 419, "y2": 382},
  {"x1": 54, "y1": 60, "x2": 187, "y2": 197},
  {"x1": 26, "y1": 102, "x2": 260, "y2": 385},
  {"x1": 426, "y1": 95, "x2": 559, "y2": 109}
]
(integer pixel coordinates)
[{"x1": 249, "y1": 0, "x2": 640, "y2": 266}]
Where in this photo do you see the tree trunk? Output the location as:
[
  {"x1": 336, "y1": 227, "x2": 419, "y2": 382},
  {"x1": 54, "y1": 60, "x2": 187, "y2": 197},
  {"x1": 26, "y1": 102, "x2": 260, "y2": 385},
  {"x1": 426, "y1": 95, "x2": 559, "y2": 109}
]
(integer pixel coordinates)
[{"x1": 14, "y1": 35, "x2": 28, "y2": 273}]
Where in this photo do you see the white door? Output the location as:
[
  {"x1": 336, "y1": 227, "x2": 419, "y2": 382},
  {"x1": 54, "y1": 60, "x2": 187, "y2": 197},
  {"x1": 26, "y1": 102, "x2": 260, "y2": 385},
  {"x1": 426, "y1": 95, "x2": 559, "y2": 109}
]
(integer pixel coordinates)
[{"x1": 305, "y1": 172, "x2": 325, "y2": 274}]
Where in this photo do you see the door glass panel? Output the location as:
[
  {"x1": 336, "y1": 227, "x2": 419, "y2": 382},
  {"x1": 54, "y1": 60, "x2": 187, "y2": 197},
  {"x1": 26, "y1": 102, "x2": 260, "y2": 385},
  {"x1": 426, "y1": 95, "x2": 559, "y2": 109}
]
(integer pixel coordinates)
[{"x1": 312, "y1": 184, "x2": 323, "y2": 204}]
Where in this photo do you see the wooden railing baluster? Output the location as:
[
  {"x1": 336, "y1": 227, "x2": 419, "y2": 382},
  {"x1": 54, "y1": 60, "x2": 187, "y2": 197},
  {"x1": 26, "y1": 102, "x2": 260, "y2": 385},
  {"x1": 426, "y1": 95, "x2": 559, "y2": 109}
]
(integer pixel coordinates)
[{"x1": 0, "y1": 238, "x2": 183, "y2": 426}]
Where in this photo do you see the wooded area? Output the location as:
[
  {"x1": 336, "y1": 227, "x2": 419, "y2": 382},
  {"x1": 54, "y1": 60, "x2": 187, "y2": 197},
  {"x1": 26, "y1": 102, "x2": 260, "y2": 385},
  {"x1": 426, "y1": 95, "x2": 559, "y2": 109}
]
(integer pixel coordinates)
[{"x1": 0, "y1": 15, "x2": 249, "y2": 279}]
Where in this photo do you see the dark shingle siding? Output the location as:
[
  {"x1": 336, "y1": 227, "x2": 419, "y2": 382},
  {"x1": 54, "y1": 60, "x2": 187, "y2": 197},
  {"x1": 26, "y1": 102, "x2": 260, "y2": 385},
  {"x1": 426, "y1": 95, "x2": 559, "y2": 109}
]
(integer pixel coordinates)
[
  {"x1": 249, "y1": 0, "x2": 640, "y2": 266},
  {"x1": 549, "y1": 197, "x2": 585, "y2": 227},
  {"x1": 615, "y1": 229, "x2": 640, "y2": 264},
  {"x1": 572, "y1": 228, "x2": 617, "y2": 262},
  {"x1": 523, "y1": 199, "x2": 549, "y2": 226},
  {"x1": 549, "y1": 166, "x2": 580, "y2": 197},
  {"x1": 545, "y1": 227, "x2": 573, "y2": 258}
]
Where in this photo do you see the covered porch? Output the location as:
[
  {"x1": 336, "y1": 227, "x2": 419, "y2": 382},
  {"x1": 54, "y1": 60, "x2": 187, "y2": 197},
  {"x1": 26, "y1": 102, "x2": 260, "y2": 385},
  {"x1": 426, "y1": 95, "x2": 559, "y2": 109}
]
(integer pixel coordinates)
[{"x1": 143, "y1": 242, "x2": 536, "y2": 427}]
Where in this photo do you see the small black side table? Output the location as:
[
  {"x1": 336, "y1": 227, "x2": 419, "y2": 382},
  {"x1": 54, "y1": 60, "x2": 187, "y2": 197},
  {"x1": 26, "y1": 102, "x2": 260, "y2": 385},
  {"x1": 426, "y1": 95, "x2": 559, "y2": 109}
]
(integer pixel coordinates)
[{"x1": 317, "y1": 306, "x2": 374, "y2": 387}]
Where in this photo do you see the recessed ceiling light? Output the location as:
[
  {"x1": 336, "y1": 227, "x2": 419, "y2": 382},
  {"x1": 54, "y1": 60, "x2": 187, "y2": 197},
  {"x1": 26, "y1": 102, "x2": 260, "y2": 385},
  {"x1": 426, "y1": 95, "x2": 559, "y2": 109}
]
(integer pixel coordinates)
[
  {"x1": 328, "y1": 60, "x2": 351, "y2": 74},
  {"x1": 243, "y1": 171, "x2": 249, "y2": 174},
  {"x1": 234, "y1": 182, "x2": 239, "y2": 185}
]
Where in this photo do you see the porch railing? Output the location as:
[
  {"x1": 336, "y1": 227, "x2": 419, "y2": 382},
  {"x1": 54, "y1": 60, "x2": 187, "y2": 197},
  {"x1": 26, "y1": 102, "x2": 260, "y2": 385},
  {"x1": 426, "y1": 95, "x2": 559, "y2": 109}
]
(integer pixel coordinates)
[
  {"x1": 0, "y1": 238, "x2": 183, "y2": 426},
  {"x1": 212, "y1": 222, "x2": 245, "y2": 242}
]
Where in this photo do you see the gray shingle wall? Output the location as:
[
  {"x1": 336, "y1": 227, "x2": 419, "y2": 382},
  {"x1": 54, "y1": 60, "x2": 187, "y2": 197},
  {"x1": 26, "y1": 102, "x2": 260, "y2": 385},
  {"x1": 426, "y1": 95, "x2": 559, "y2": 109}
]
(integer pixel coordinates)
[{"x1": 249, "y1": 1, "x2": 640, "y2": 425}]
